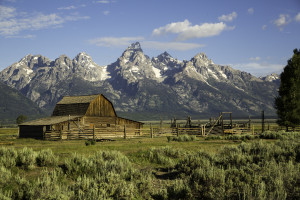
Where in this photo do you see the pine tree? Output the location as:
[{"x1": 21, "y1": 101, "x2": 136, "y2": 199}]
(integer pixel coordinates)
[
  {"x1": 16, "y1": 114, "x2": 27, "y2": 125},
  {"x1": 275, "y1": 49, "x2": 300, "y2": 131}
]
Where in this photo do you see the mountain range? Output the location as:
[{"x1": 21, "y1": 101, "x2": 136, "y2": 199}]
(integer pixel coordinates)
[
  {"x1": 0, "y1": 81, "x2": 45, "y2": 124},
  {"x1": 0, "y1": 42, "x2": 280, "y2": 121}
]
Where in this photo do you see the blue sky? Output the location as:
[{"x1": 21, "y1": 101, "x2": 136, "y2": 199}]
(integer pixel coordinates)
[{"x1": 0, "y1": 0, "x2": 299, "y2": 76}]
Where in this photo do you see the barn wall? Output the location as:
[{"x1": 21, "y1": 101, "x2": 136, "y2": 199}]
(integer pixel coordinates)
[
  {"x1": 116, "y1": 117, "x2": 142, "y2": 129},
  {"x1": 52, "y1": 104, "x2": 90, "y2": 116},
  {"x1": 19, "y1": 125, "x2": 44, "y2": 139},
  {"x1": 85, "y1": 95, "x2": 116, "y2": 117},
  {"x1": 83, "y1": 116, "x2": 142, "y2": 129},
  {"x1": 84, "y1": 116, "x2": 116, "y2": 128}
]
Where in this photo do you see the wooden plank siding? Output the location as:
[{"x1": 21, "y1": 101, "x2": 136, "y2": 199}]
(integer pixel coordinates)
[
  {"x1": 52, "y1": 104, "x2": 90, "y2": 116},
  {"x1": 85, "y1": 95, "x2": 116, "y2": 117}
]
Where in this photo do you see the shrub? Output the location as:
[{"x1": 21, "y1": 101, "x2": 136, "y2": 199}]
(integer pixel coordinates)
[
  {"x1": 205, "y1": 135, "x2": 222, "y2": 140},
  {"x1": 85, "y1": 140, "x2": 96, "y2": 146},
  {"x1": 0, "y1": 147, "x2": 17, "y2": 168},
  {"x1": 36, "y1": 149, "x2": 58, "y2": 167},
  {"x1": 167, "y1": 179, "x2": 192, "y2": 200},
  {"x1": 167, "y1": 135, "x2": 197, "y2": 142},
  {"x1": 0, "y1": 166, "x2": 12, "y2": 185},
  {"x1": 16, "y1": 147, "x2": 36, "y2": 170},
  {"x1": 143, "y1": 146, "x2": 187, "y2": 166}
]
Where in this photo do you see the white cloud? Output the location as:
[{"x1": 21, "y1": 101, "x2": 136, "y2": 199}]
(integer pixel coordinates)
[
  {"x1": 5, "y1": 34, "x2": 35, "y2": 39},
  {"x1": 95, "y1": 0, "x2": 110, "y2": 3},
  {"x1": 248, "y1": 8, "x2": 254, "y2": 15},
  {"x1": 295, "y1": 12, "x2": 300, "y2": 22},
  {"x1": 249, "y1": 57, "x2": 261, "y2": 61},
  {"x1": 262, "y1": 25, "x2": 267, "y2": 30},
  {"x1": 0, "y1": 6, "x2": 89, "y2": 36},
  {"x1": 142, "y1": 41, "x2": 204, "y2": 51},
  {"x1": 273, "y1": 14, "x2": 291, "y2": 30},
  {"x1": 218, "y1": 12, "x2": 237, "y2": 22},
  {"x1": 0, "y1": 5, "x2": 16, "y2": 19},
  {"x1": 152, "y1": 19, "x2": 229, "y2": 41},
  {"x1": 103, "y1": 11, "x2": 110, "y2": 15},
  {"x1": 88, "y1": 36, "x2": 145, "y2": 47},
  {"x1": 231, "y1": 62, "x2": 284, "y2": 76},
  {"x1": 57, "y1": 4, "x2": 86, "y2": 10},
  {"x1": 88, "y1": 36, "x2": 204, "y2": 51}
]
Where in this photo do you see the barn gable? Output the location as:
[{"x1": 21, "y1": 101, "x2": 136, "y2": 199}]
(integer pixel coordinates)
[
  {"x1": 85, "y1": 95, "x2": 116, "y2": 117},
  {"x1": 52, "y1": 94, "x2": 116, "y2": 117}
]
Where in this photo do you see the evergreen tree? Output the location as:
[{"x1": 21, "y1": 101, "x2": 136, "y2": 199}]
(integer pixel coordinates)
[
  {"x1": 275, "y1": 49, "x2": 300, "y2": 131},
  {"x1": 16, "y1": 114, "x2": 27, "y2": 124}
]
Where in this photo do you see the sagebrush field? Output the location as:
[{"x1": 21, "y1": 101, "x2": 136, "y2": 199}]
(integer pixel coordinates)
[{"x1": 0, "y1": 129, "x2": 299, "y2": 199}]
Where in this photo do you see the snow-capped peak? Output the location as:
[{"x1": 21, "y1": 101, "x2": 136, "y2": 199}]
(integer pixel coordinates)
[
  {"x1": 74, "y1": 52, "x2": 93, "y2": 64},
  {"x1": 260, "y1": 73, "x2": 280, "y2": 82},
  {"x1": 192, "y1": 53, "x2": 214, "y2": 66},
  {"x1": 127, "y1": 42, "x2": 142, "y2": 51}
]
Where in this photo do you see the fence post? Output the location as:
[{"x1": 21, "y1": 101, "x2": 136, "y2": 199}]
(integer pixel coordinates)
[
  {"x1": 262, "y1": 110, "x2": 265, "y2": 133},
  {"x1": 93, "y1": 125, "x2": 95, "y2": 140},
  {"x1": 60, "y1": 129, "x2": 62, "y2": 140},
  {"x1": 150, "y1": 123, "x2": 153, "y2": 138},
  {"x1": 252, "y1": 125, "x2": 255, "y2": 135},
  {"x1": 176, "y1": 125, "x2": 179, "y2": 137},
  {"x1": 124, "y1": 125, "x2": 126, "y2": 139}
]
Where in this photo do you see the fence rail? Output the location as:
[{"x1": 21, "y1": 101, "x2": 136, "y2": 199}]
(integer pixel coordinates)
[{"x1": 43, "y1": 124, "x2": 300, "y2": 140}]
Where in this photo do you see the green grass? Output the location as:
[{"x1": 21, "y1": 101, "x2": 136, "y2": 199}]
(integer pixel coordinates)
[{"x1": 0, "y1": 128, "x2": 299, "y2": 199}]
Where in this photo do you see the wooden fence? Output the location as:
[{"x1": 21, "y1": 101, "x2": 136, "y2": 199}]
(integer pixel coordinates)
[
  {"x1": 43, "y1": 124, "x2": 300, "y2": 140},
  {"x1": 43, "y1": 126, "x2": 207, "y2": 140}
]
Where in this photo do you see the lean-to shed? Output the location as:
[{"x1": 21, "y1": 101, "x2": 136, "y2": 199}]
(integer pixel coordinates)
[{"x1": 19, "y1": 94, "x2": 143, "y2": 139}]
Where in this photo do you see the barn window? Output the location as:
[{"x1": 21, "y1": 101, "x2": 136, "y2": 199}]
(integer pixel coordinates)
[{"x1": 46, "y1": 125, "x2": 51, "y2": 131}]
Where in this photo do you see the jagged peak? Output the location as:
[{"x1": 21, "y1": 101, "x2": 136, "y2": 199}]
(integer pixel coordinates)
[
  {"x1": 74, "y1": 52, "x2": 92, "y2": 62},
  {"x1": 19, "y1": 54, "x2": 33, "y2": 62},
  {"x1": 191, "y1": 52, "x2": 214, "y2": 65},
  {"x1": 54, "y1": 55, "x2": 72, "y2": 64},
  {"x1": 159, "y1": 51, "x2": 172, "y2": 59},
  {"x1": 126, "y1": 42, "x2": 143, "y2": 52},
  {"x1": 193, "y1": 52, "x2": 208, "y2": 60}
]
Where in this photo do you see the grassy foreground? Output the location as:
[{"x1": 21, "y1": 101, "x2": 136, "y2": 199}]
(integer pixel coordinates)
[{"x1": 0, "y1": 128, "x2": 299, "y2": 199}]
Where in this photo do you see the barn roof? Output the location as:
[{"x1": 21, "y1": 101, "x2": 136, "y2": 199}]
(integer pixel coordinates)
[
  {"x1": 57, "y1": 94, "x2": 100, "y2": 104},
  {"x1": 20, "y1": 115, "x2": 81, "y2": 126}
]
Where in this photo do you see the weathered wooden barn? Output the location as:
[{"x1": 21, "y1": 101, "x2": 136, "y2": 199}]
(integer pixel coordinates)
[{"x1": 19, "y1": 94, "x2": 143, "y2": 139}]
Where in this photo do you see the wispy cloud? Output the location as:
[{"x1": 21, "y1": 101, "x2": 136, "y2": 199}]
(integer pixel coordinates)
[
  {"x1": 0, "y1": 5, "x2": 16, "y2": 19},
  {"x1": 231, "y1": 62, "x2": 284, "y2": 76},
  {"x1": 103, "y1": 11, "x2": 110, "y2": 15},
  {"x1": 249, "y1": 57, "x2": 261, "y2": 61},
  {"x1": 247, "y1": 8, "x2": 254, "y2": 15},
  {"x1": 152, "y1": 19, "x2": 229, "y2": 41},
  {"x1": 218, "y1": 12, "x2": 237, "y2": 22},
  {"x1": 142, "y1": 41, "x2": 204, "y2": 51},
  {"x1": 0, "y1": 5, "x2": 89, "y2": 37},
  {"x1": 5, "y1": 34, "x2": 35, "y2": 39},
  {"x1": 88, "y1": 36, "x2": 145, "y2": 47},
  {"x1": 95, "y1": 0, "x2": 110, "y2": 4},
  {"x1": 57, "y1": 4, "x2": 86, "y2": 10},
  {"x1": 273, "y1": 14, "x2": 291, "y2": 30},
  {"x1": 262, "y1": 25, "x2": 267, "y2": 30},
  {"x1": 88, "y1": 36, "x2": 204, "y2": 51},
  {"x1": 295, "y1": 12, "x2": 300, "y2": 22}
]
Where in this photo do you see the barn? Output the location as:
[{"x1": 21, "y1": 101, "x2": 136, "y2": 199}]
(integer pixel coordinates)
[{"x1": 19, "y1": 94, "x2": 143, "y2": 139}]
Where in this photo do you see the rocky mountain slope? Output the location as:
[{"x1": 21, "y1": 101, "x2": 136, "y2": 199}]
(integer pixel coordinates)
[
  {"x1": 0, "y1": 81, "x2": 46, "y2": 124},
  {"x1": 0, "y1": 42, "x2": 279, "y2": 120}
]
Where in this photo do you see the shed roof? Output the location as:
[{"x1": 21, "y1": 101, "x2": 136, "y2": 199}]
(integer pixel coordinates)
[
  {"x1": 20, "y1": 115, "x2": 81, "y2": 126},
  {"x1": 57, "y1": 94, "x2": 100, "y2": 104}
]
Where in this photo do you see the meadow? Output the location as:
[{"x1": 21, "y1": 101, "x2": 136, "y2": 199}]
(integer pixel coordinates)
[{"x1": 0, "y1": 128, "x2": 299, "y2": 199}]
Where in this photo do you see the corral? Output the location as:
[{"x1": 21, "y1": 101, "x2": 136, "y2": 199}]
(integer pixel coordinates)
[{"x1": 19, "y1": 94, "x2": 143, "y2": 139}]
